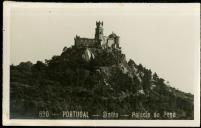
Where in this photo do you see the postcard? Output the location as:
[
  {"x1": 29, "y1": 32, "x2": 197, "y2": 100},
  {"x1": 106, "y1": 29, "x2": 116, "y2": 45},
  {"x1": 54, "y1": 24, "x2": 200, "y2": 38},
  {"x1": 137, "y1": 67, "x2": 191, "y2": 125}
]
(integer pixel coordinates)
[{"x1": 2, "y1": 2, "x2": 200, "y2": 126}]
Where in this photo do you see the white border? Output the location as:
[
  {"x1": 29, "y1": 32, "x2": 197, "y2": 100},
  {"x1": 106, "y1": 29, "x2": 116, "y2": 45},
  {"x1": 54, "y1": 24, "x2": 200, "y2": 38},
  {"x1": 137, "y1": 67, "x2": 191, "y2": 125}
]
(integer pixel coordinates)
[{"x1": 2, "y1": 2, "x2": 200, "y2": 127}]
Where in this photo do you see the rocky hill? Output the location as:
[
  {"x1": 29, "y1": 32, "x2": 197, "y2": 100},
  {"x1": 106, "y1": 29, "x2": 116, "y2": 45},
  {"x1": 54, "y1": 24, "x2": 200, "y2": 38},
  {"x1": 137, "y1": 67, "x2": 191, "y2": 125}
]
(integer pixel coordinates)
[{"x1": 10, "y1": 46, "x2": 194, "y2": 119}]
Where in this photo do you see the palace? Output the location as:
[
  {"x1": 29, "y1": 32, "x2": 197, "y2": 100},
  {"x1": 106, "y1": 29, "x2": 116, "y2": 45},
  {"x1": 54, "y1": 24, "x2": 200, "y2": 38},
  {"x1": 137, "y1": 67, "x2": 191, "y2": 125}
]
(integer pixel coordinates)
[{"x1": 74, "y1": 21, "x2": 121, "y2": 50}]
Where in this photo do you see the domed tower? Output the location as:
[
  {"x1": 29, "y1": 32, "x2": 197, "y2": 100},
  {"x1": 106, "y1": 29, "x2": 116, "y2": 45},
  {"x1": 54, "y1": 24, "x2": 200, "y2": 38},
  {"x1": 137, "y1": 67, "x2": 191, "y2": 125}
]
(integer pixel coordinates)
[
  {"x1": 108, "y1": 32, "x2": 120, "y2": 49},
  {"x1": 95, "y1": 21, "x2": 104, "y2": 41}
]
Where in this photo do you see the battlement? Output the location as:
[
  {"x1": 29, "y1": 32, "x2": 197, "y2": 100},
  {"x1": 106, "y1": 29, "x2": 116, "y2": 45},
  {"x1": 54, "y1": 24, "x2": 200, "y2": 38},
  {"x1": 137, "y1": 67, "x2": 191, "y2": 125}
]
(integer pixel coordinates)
[{"x1": 96, "y1": 21, "x2": 103, "y2": 27}]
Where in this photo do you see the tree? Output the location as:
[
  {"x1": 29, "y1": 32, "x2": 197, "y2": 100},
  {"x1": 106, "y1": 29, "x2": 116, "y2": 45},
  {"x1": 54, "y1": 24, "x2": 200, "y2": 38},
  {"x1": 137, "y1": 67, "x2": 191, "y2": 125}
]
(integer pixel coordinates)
[
  {"x1": 138, "y1": 63, "x2": 143, "y2": 71},
  {"x1": 153, "y1": 72, "x2": 158, "y2": 80},
  {"x1": 142, "y1": 69, "x2": 152, "y2": 94},
  {"x1": 18, "y1": 61, "x2": 33, "y2": 71},
  {"x1": 33, "y1": 61, "x2": 47, "y2": 71},
  {"x1": 128, "y1": 59, "x2": 136, "y2": 67},
  {"x1": 63, "y1": 46, "x2": 68, "y2": 52}
]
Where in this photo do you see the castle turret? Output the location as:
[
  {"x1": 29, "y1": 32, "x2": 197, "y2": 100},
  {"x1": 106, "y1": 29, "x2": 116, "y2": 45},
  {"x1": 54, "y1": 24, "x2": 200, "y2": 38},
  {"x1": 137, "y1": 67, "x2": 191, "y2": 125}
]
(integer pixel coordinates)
[{"x1": 95, "y1": 21, "x2": 104, "y2": 41}]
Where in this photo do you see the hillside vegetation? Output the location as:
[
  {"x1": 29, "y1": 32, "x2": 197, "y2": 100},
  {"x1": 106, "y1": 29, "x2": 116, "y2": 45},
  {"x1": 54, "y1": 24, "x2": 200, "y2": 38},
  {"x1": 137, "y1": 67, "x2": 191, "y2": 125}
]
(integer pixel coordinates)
[{"x1": 10, "y1": 46, "x2": 194, "y2": 119}]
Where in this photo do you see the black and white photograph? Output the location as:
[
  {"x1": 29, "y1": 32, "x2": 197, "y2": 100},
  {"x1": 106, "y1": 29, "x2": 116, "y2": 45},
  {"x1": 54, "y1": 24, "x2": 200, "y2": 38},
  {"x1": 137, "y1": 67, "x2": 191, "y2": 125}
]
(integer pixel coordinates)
[{"x1": 3, "y1": 2, "x2": 200, "y2": 126}]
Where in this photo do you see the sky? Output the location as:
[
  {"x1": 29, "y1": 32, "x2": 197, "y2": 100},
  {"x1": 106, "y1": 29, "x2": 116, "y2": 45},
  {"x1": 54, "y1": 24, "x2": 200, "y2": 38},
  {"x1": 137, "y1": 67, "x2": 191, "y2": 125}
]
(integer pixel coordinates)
[{"x1": 9, "y1": 3, "x2": 200, "y2": 93}]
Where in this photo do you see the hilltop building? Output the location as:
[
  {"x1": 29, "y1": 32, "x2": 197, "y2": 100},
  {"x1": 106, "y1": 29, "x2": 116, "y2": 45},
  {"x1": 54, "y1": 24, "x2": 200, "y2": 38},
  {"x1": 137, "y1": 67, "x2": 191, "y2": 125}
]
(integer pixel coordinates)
[{"x1": 74, "y1": 21, "x2": 121, "y2": 50}]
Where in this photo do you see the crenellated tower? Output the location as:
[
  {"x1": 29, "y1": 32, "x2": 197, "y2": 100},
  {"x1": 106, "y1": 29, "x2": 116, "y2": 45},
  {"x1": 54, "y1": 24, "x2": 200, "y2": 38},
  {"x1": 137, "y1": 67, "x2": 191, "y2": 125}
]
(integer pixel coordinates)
[{"x1": 95, "y1": 21, "x2": 104, "y2": 41}]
